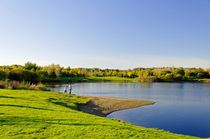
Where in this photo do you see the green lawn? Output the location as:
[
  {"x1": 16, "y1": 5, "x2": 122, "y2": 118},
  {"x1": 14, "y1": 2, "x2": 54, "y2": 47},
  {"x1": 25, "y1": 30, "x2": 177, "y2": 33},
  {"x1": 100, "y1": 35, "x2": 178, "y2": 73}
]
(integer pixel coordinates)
[{"x1": 0, "y1": 89, "x2": 202, "y2": 138}]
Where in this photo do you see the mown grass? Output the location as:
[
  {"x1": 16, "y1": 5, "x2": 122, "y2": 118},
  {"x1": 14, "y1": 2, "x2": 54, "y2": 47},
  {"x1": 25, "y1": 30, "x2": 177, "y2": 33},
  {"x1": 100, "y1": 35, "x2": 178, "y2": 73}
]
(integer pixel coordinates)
[{"x1": 0, "y1": 89, "x2": 203, "y2": 139}]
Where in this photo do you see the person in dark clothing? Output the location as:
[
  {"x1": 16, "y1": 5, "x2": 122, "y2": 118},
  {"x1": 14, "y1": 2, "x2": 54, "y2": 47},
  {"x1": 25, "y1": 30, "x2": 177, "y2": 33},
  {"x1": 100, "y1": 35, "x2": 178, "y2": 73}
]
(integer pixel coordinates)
[
  {"x1": 68, "y1": 78, "x2": 72, "y2": 94},
  {"x1": 68, "y1": 78, "x2": 72, "y2": 84},
  {"x1": 64, "y1": 85, "x2": 67, "y2": 93}
]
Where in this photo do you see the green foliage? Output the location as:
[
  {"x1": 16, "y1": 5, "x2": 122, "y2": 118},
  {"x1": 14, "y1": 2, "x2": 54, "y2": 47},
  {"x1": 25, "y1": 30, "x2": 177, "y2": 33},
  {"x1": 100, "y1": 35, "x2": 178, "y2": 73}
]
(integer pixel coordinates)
[
  {"x1": 0, "y1": 90, "x2": 201, "y2": 138},
  {"x1": 0, "y1": 62, "x2": 209, "y2": 83},
  {"x1": 134, "y1": 76, "x2": 157, "y2": 83},
  {"x1": 24, "y1": 62, "x2": 37, "y2": 70}
]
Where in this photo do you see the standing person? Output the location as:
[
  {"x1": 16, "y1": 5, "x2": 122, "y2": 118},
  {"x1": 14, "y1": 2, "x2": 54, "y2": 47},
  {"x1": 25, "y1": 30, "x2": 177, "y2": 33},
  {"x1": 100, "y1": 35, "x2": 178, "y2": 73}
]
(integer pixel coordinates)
[
  {"x1": 64, "y1": 85, "x2": 67, "y2": 93},
  {"x1": 68, "y1": 78, "x2": 72, "y2": 94},
  {"x1": 69, "y1": 84, "x2": 72, "y2": 94}
]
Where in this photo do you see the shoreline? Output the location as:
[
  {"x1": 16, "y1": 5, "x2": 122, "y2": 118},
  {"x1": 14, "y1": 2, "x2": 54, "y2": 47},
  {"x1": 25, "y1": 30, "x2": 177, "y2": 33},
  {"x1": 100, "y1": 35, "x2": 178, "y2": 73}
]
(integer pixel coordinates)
[{"x1": 79, "y1": 95, "x2": 155, "y2": 117}]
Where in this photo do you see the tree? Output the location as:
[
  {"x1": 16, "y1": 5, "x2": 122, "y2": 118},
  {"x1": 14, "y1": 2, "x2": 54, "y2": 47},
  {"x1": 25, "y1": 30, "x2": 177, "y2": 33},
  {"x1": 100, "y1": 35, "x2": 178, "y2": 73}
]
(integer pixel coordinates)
[
  {"x1": 24, "y1": 62, "x2": 37, "y2": 70},
  {"x1": 0, "y1": 70, "x2": 6, "y2": 80},
  {"x1": 55, "y1": 64, "x2": 61, "y2": 78}
]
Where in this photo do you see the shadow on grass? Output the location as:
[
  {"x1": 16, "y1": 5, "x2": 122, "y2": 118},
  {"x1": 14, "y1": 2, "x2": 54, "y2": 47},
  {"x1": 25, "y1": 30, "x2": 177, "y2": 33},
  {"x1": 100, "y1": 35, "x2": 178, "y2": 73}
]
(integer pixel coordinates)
[
  {"x1": 0, "y1": 116, "x2": 109, "y2": 127},
  {"x1": 47, "y1": 98, "x2": 77, "y2": 110},
  {"x1": 79, "y1": 100, "x2": 105, "y2": 117},
  {"x1": 0, "y1": 96, "x2": 21, "y2": 99},
  {"x1": 0, "y1": 104, "x2": 53, "y2": 111}
]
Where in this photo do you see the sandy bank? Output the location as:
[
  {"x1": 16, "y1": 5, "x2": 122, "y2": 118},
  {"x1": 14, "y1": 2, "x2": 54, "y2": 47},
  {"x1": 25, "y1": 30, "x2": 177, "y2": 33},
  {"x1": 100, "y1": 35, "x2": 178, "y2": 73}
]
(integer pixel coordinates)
[{"x1": 79, "y1": 96, "x2": 155, "y2": 117}]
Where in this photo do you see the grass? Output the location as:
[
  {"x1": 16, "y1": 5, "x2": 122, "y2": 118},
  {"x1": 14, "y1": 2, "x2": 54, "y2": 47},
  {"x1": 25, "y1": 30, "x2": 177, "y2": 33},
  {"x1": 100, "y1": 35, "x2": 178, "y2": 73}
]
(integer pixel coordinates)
[
  {"x1": 194, "y1": 79, "x2": 210, "y2": 83},
  {"x1": 61, "y1": 76, "x2": 134, "y2": 82},
  {"x1": 0, "y1": 89, "x2": 203, "y2": 139}
]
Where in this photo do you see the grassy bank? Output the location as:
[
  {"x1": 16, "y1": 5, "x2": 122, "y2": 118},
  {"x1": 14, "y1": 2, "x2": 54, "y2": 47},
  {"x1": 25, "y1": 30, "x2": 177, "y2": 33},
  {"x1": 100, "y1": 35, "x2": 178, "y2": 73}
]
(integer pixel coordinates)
[
  {"x1": 194, "y1": 79, "x2": 210, "y2": 83},
  {"x1": 61, "y1": 76, "x2": 134, "y2": 82},
  {"x1": 61, "y1": 76, "x2": 210, "y2": 83},
  {"x1": 0, "y1": 89, "x2": 202, "y2": 138}
]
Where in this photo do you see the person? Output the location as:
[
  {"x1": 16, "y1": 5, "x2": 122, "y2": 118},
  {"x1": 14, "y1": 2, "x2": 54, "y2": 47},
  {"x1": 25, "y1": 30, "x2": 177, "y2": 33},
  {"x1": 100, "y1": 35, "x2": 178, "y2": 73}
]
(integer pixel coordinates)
[
  {"x1": 68, "y1": 78, "x2": 72, "y2": 94},
  {"x1": 64, "y1": 85, "x2": 67, "y2": 93},
  {"x1": 69, "y1": 84, "x2": 72, "y2": 94},
  {"x1": 68, "y1": 78, "x2": 72, "y2": 84}
]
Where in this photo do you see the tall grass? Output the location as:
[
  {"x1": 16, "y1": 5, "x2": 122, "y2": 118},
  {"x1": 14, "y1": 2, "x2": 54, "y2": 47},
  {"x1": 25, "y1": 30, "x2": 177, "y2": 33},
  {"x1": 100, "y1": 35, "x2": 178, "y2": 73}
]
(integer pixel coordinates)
[{"x1": 0, "y1": 80, "x2": 48, "y2": 90}]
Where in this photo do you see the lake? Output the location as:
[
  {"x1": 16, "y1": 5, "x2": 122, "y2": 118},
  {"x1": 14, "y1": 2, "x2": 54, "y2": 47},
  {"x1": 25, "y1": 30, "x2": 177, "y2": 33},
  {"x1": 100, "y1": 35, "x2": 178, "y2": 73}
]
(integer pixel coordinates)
[{"x1": 49, "y1": 82, "x2": 210, "y2": 138}]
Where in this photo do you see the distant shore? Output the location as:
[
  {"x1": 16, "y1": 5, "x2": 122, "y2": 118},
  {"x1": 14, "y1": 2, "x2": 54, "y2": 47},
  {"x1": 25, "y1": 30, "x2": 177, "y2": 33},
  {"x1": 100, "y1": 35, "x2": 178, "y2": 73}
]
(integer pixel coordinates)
[
  {"x1": 60, "y1": 76, "x2": 210, "y2": 84},
  {"x1": 79, "y1": 95, "x2": 155, "y2": 117}
]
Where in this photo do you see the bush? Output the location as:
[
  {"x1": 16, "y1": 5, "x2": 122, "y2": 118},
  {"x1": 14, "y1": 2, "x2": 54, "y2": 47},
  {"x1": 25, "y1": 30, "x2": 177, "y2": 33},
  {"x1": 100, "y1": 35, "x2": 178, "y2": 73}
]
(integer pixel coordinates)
[
  {"x1": 0, "y1": 81, "x2": 5, "y2": 89},
  {"x1": 29, "y1": 83, "x2": 48, "y2": 90},
  {"x1": 134, "y1": 76, "x2": 157, "y2": 83}
]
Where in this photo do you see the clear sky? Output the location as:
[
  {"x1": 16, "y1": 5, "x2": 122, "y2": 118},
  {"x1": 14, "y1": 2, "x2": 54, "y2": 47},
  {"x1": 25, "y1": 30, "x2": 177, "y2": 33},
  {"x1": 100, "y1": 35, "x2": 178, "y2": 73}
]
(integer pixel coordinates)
[{"x1": 0, "y1": 0, "x2": 210, "y2": 69}]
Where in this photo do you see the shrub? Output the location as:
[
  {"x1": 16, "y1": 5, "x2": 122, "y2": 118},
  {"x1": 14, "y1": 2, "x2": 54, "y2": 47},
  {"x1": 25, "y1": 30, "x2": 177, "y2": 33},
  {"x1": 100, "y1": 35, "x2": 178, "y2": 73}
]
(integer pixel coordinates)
[
  {"x1": 0, "y1": 81, "x2": 5, "y2": 89},
  {"x1": 134, "y1": 76, "x2": 157, "y2": 83}
]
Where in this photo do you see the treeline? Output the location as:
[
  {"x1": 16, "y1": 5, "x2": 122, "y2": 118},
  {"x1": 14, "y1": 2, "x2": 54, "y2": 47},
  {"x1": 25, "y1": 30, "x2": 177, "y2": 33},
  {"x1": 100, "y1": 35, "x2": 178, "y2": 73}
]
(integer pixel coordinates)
[{"x1": 0, "y1": 62, "x2": 209, "y2": 82}]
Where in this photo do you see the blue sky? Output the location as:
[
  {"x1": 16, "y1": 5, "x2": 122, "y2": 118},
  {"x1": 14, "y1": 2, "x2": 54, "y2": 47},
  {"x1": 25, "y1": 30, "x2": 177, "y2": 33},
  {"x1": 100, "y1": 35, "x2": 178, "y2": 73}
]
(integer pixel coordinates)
[{"x1": 0, "y1": 0, "x2": 210, "y2": 69}]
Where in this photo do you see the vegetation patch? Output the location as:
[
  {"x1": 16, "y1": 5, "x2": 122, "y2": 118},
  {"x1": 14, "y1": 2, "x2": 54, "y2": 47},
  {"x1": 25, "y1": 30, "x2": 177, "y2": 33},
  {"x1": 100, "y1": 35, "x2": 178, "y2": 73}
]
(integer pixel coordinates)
[
  {"x1": 194, "y1": 79, "x2": 210, "y2": 83},
  {"x1": 61, "y1": 76, "x2": 134, "y2": 83},
  {"x1": 0, "y1": 81, "x2": 48, "y2": 91}
]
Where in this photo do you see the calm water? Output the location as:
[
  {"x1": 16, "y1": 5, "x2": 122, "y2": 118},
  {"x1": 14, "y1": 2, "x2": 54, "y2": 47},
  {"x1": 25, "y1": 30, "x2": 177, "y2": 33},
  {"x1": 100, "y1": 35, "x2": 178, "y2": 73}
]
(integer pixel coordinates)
[{"x1": 49, "y1": 83, "x2": 210, "y2": 138}]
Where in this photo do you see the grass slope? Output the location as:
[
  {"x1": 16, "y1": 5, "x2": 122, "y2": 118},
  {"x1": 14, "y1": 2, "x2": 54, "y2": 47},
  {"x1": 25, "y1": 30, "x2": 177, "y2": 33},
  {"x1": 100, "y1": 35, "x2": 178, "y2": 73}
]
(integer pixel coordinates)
[
  {"x1": 0, "y1": 89, "x2": 202, "y2": 139},
  {"x1": 61, "y1": 76, "x2": 134, "y2": 82}
]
